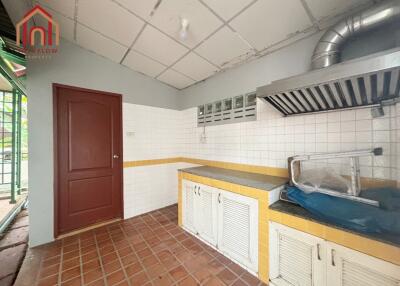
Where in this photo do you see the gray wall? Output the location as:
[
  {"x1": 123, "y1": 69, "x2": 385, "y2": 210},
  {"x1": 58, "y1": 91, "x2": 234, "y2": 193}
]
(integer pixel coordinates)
[
  {"x1": 178, "y1": 33, "x2": 322, "y2": 109},
  {"x1": 27, "y1": 40, "x2": 179, "y2": 246}
]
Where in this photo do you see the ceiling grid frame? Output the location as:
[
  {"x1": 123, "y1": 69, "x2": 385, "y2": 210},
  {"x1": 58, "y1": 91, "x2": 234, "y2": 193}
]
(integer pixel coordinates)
[{"x1": 27, "y1": 0, "x2": 374, "y2": 90}]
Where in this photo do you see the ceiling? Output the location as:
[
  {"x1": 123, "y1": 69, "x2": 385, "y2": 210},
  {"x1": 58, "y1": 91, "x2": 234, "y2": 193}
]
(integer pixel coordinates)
[{"x1": 27, "y1": 0, "x2": 373, "y2": 89}]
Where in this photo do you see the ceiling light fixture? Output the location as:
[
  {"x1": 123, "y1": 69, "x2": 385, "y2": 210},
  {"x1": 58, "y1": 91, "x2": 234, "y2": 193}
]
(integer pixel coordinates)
[{"x1": 179, "y1": 18, "x2": 189, "y2": 41}]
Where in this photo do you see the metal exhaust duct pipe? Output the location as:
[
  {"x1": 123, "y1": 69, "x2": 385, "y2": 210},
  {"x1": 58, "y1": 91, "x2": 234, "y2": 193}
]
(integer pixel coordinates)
[{"x1": 311, "y1": 0, "x2": 400, "y2": 70}]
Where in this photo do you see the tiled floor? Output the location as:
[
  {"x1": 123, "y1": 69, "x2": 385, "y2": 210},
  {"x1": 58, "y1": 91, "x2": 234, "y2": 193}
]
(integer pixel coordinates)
[{"x1": 27, "y1": 205, "x2": 265, "y2": 286}]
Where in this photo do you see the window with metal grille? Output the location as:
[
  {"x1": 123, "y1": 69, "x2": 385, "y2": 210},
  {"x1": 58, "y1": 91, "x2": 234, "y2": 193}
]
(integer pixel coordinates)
[{"x1": 0, "y1": 89, "x2": 27, "y2": 203}]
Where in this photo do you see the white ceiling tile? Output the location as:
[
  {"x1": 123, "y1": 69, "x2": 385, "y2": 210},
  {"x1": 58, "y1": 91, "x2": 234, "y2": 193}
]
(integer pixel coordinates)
[
  {"x1": 195, "y1": 26, "x2": 252, "y2": 67},
  {"x1": 35, "y1": 0, "x2": 75, "y2": 18},
  {"x1": 149, "y1": 0, "x2": 223, "y2": 48},
  {"x1": 133, "y1": 25, "x2": 188, "y2": 66},
  {"x1": 172, "y1": 53, "x2": 218, "y2": 81},
  {"x1": 33, "y1": 9, "x2": 75, "y2": 42},
  {"x1": 304, "y1": 0, "x2": 371, "y2": 21},
  {"x1": 78, "y1": 0, "x2": 144, "y2": 47},
  {"x1": 76, "y1": 24, "x2": 127, "y2": 63},
  {"x1": 230, "y1": 0, "x2": 312, "y2": 51},
  {"x1": 114, "y1": 0, "x2": 158, "y2": 21},
  {"x1": 158, "y1": 69, "x2": 195, "y2": 89},
  {"x1": 201, "y1": 0, "x2": 254, "y2": 20},
  {"x1": 123, "y1": 50, "x2": 166, "y2": 77}
]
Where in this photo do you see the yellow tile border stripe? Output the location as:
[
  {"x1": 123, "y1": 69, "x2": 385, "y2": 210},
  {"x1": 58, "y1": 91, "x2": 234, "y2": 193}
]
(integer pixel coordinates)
[
  {"x1": 269, "y1": 209, "x2": 400, "y2": 266},
  {"x1": 123, "y1": 157, "x2": 181, "y2": 168},
  {"x1": 124, "y1": 157, "x2": 289, "y2": 177},
  {"x1": 124, "y1": 157, "x2": 397, "y2": 187}
]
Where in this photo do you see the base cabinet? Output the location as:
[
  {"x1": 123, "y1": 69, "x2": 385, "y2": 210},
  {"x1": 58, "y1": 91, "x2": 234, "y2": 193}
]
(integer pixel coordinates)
[
  {"x1": 327, "y1": 242, "x2": 400, "y2": 286},
  {"x1": 270, "y1": 222, "x2": 400, "y2": 286},
  {"x1": 218, "y1": 189, "x2": 258, "y2": 272},
  {"x1": 269, "y1": 222, "x2": 326, "y2": 286},
  {"x1": 182, "y1": 179, "x2": 259, "y2": 273}
]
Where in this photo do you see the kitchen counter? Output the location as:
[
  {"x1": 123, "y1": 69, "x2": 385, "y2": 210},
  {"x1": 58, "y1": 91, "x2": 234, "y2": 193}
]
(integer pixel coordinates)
[
  {"x1": 179, "y1": 166, "x2": 288, "y2": 191},
  {"x1": 270, "y1": 200, "x2": 400, "y2": 247}
]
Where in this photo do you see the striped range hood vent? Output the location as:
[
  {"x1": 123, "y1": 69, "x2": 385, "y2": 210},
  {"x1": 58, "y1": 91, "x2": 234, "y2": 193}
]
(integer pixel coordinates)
[
  {"x1": 257, "y1": 48, "x2": 400, "y2": 116},
  {"x1": 257, "y1": 1, "x2": 400, "y2": 116}
]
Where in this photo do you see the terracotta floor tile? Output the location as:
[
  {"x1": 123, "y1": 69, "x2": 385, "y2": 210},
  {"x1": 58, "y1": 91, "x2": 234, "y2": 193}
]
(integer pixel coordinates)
[
  {"x1": 81, "y1": 245, "x2": 97, "y2": 255},
  {"x1": 61, "y1": 266, "x2": 81, "y2": 282},
  {"x1": 137, "y1": 247, "x2": 152, "y2": 258},
  {"x1": 42, "y1": 256, "x2": 61, "y2": 268},
  {"x1": 39, "y1": 263, "x2": 60, "y2": 279},
  {"x1": 120, "y1": 253, "x2": 138, "y2": 266},
  {"x1": 178, "y1": 275, "x2": 199, "y2": 286},
  {"x1": 61, "y1": 276, "x2": 81, "y2": 286},
  {"x1": 184, "y1": 259, "x2": 203, "y2": 274},
  {"x1": 169, "y1": 265, "x2": 188, "y2": 282},
  {"x1": 217, "y1": 268, "x2": 237, "y2": 285},
  {"x1": 106, "y1": 270, "x2": 126, "y2": 285},
  {"x1": 231, "y1": 279, "x2": 248, "y2": 286},
  {"x1": 63, "y1": 244, "x2": 79, "y2": 254},
  {"x1": 62, "y1": 257, "x2": 80, "y2": 271},
  {"x1": 83, "y1": 268, "x2": 103, "y2": 284},
  {"x1": 145, "y1": 262, "x2": 167, "y2": 280},
  {"x1": 82, "y1": 259, "x2": 101, "y2": 273},
  {"x1": 37, "y1": 274, "x2": 58, "y2": 286},
  {"x1": 193, "y1": 268, "x2": 212, "y2": 284},
  {"x1": 102, "y1": 252, "x2": 119, "y2": 265},
  {"x1": 87, "y1": 278, "x2": 106, "y2": 286},
  {"x1": 63, "y1": 250, "x2": 80, "y2": 261},
  {"x1": 82, "y1": 250, "x2": 98, "y2": 264},
  {"x1": 117, "y1": 246, "x2": 133, "y2": 257},
  {"x1": 203, "y1": 277, "x2": 225, "y2": 286},
  {"x1": 142, "y1": 254, "x2": 158, "y2": 267},
  {"x1": 240, "y1": 272, "x2": 260, "y2": 286},
  {"x1": 103, "y1": 260, "x2": 121, "y2": 274},
  {"x1": 124, "y1": 262, "x2": 143, "y2": 278},
  {"x1": 129, "y1": 271, "x2": 150, "y2": 286},
  {"x1": 207, "y1": 259, "x2": 225, "y2": 275},
  {"x1": 215, "y1": 254, "x2": 232, "y2": 266},
  {"x1": 29, "y1": 205, "x2": 263, "y2": 286},
  {"x1": 227, "y1": 263, "x2": 246, "y2": 277},
  {"x1": 151, "y1": 272, "x2": 174, "y2": 286}
]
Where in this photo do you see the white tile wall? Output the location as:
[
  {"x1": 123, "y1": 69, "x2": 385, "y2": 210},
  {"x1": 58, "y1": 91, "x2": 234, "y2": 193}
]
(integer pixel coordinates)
[
  {"x1": 123, "y1": 103, "x2": 197, "y2": 218},
  {"x1": 122, "y1": 100, "x2": 399, "y2": 218},
  {"x1": 123, "y1": 103, "x2": 181, "y2": 161},
  {"x1": 179, "y1": 99, "x2": 398, "y2": 181}
]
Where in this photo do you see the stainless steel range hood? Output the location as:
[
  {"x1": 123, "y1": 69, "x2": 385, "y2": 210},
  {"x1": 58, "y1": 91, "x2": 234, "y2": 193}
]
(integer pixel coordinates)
[
  {"x1": 257, "y1": 0, "x2": 400, "y2": 116},
  {"x1": 257, "y1": 48, "x2": 400, "y2": 116}
]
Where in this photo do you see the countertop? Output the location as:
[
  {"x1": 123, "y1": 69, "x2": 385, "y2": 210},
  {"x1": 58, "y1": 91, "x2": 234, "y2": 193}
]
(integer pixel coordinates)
[
  {"x1": 179, "y1": 166, "x2": 288, "y2": 191},
  {"x1": 270, "y1": 200, "x2": 400, "y2": 247}
]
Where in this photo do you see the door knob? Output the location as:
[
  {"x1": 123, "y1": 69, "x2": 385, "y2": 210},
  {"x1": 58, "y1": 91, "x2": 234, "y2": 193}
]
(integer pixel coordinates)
[{"x1": 113, "y1": 154, "x2": 119, "y2": 159}]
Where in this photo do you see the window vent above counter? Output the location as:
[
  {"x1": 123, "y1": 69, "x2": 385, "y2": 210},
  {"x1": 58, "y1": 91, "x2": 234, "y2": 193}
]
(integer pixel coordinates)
[{"x1": 198, "y1": 92, "x2": 257, "y2": 127}]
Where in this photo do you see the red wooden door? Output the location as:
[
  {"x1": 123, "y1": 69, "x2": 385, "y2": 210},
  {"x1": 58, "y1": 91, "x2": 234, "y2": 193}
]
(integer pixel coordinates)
[{"x1": 54, "y1": 84, "x2": 123, "y2": 236}]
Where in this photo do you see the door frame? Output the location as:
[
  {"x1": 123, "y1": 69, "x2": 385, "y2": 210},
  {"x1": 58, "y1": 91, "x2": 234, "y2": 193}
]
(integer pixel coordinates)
[{"x1": 52, "y1": 83, "x2": 124, "y2": 238}]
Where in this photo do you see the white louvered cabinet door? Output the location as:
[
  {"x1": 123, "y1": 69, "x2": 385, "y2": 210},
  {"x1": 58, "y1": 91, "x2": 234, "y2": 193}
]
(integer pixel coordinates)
[
  {"x1": 327, "y1": 242, "x2": 400, "y2": 286},
  {"x1": 182, "y1": 180, "x2": 197, "y2": 235},
  {"x1": 217, "y1": 190, "x2": 259, "y2": 272},
  {"x1": 269, "y1": 222, "x2": 326, "y2": 286},
  {"x1": 197, "y1": 184, "x2": 218, "y2": 246}
]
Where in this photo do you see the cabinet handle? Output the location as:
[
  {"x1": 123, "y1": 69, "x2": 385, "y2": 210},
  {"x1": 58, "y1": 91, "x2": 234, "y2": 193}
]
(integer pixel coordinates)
[
  {"x1": 331, "y1": 249, "x2": 336, "y2": 266},
  {"x1": 198, "y1": 187, "x2": 201, "y2": 196},
  {"x1": 317, "y1": 244, "x2": 321, "y2": 261},
  {"x1": 218, "y1": 193, "x2": 221, "y2": 203},
  {"x1": 194, "y1": 186, "x2": 197, "y2": 195}
]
